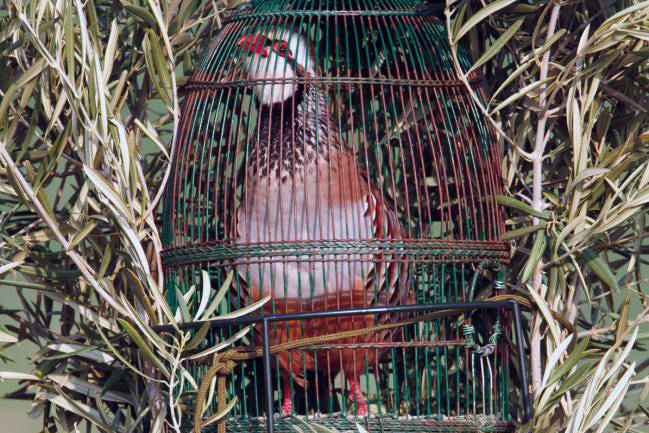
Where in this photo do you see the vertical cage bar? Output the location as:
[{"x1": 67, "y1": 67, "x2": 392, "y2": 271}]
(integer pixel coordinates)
[
  {"x1": 263, "y1": 318, "x2": 275, "y2": 433},
  {"x1": 513, "y1": 301, "x2": 532, "y2": 422}
]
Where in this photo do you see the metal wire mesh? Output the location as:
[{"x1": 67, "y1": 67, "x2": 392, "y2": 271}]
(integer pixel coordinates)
[
  {"x1": 162, "y1": 0, "x2": 512, "y2": 431},
  {"x1": 204, "y1": 418, "x2": 516, "y2": 433}
]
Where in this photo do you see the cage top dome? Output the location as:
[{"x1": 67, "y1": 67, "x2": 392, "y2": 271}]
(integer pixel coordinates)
[
  {"x1": 163, "y1": 0, "x2": 508, "y2": 265},
  {"x1": 192, "y1": 0, "x2": 467, "y2": 86},
  {"x1": 231, "y1": 0, "x2": 441, "y2": 14}
]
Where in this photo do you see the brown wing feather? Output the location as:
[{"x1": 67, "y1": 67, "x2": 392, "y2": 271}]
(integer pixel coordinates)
[{"x1": 232, "y1": 143, "x2": 412, "y2": 386}]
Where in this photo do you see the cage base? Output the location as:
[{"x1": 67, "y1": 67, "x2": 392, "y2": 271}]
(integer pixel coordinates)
[{"x1": 202, "y1": 417, "x2": 515, "y2": 432}]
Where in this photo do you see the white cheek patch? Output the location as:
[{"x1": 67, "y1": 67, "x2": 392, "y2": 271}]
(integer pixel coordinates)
[
  {"x1": 288, "y1": 34, "x2": 316, "y2": 76},
  {"x1": 246, "y1": 53, "x2": 297, "y2": 105}
]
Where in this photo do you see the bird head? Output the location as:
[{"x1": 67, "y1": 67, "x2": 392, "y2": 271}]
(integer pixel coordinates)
[{"x1": 237, "y1": 29, "x2": 316, "y2": 106}]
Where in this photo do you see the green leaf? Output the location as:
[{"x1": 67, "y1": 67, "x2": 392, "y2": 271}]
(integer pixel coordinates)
[
  {"x1": 103, "y1": 19, "x2": 119, "y2": 83},
  {"x1": 0, "y1": 58, "x2": 47, "y2": 125},
  {"x1": 553, "y1": 216, "x2": 587, "y2": 257},
  {"x1": 64, "y1": 4, "x2": 75, "y2": 80},
  {"x1": 491, "y1": 77, "x2": 554, "y2": 114},
  {"x1": 95, "y1": 325, "x2": 152, "y2": 380},
  {"x1": 548, "y1": 265, "x2": 558, "y2": 298},
  {"x1": 201, "y1": 271, "x2": 233, "y2": 320},
  {"x1": 546, "y1": 337, "x2": 591, "y2": 388},
  {"x1": 497, "y1": 195, "x2": 548, "y2": 219},
  {"x1": 186, "y1": 321, "x2": 212, "y2": 352},
  {"x1": 521, "y1": 230, "x2": 546, "y2": 284},
  {"x1": 43, "y1": 389, "x2": 110, "y2": 431},
  {"x1": 187, "y1": 326, "x2": 252, "y2": 361},
  {"x1": 602, "y1": 327, "x2": 638, "y2": 386},
  {"x1": 100, "y1": 367, "x2": 128, "y2": 399},
  {"x1": 501, "y1": 223, "x2": 546, "y2": 240},
  {"x1": 489, "y1": 56, "x2": 534, "y2": 104},
  {"x1": 581, "y1": 248, "x2": 619, "y2": 291},
  {"x1": 45, "y1": 343, "x2": 115, "y2": 364},
  {"x1": 48, "y1": 374, "x2": 130, "y2": 404},
  {"x1": 194, "y1": 270, "x2": 212, "y2": 320},
  {"x1": 452, "y1": 2, "x2": 468, "y2": 42},
  {"x1": 469, "y1": 19, "x2": 523, "y2": 73},
  {"x1": 135, "y1": 119, "x2": 169, "y2": 159},
  {"x1": 44, "y1": 292, "x2": 119, "y2": 332},
  {"x1": 616, "y1": 291, "x2": 631, "y2": 344},
  {"x1": 567, "y1": 168, "x2": 610, "y2": 192},
  {"x1": 147, "y1": 29, "x2": 171, "y2": 91},
  {"x1": 122, "y1": 3, "x2": 157, "y2": 28},
  {"x1": 143, "y1": 31, "x2": 170, "y2": 105},
  {"x1": 67, "y1": 221, "x2": 97, "y2": 250},
  {"x1": 552, "y1": 361, "x2": 596, "y2": 402},
  {"x1": 541, "y1": 334, "x2": 574, "y2": 390},
  {"x1": 0, "y1": 280, "x2": 48, "y2": 291},
  {"x1": 83, "y1": 165, "x2": 131, "y2": 218},
  {"x1": 117, "y1": 319, "x2": 169, "y2": 377},
  {"x1": 174, "y1": 285, "x2": 191, "y2": 323},
  {"x1": 454, "y1": 0, "x2": 518, "y2": 42},
  {"x1": 527, "y1": 277, "x2": 561, "y2": 343},
  {"x1": 588, "y1": 363, "x2": 635, "y2": 432}
]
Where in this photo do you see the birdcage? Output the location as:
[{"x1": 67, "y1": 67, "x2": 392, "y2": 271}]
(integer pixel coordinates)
[{"x1": 162, "y1": 1, "x2": 531, "y2": 432}]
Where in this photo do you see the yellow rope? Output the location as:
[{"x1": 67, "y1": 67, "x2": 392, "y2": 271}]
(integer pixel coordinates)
[
  {"x1": 192, "y1": 293, "x2": 574, "y2": 433},
  {"x1": 194, "y1": 353, "x2": 237, "y2": 433}
]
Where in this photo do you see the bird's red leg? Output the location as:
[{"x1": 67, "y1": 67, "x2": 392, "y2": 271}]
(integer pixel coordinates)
[
  {"x1": 348, "y1": 378, "x2": 368, "y2": 416},
  {"x1": 281, "y1": 379, "x2": 293, "y2": 416}
]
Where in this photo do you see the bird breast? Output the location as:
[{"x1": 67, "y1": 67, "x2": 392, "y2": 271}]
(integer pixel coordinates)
[{"x1": 235, "y1": 148, "x2": 376, "y2": 301}]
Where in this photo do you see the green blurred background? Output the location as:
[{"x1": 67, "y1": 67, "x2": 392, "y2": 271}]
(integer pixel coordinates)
[{"x1": 1, "y1": 290, "x2": 39, "y2": 432}]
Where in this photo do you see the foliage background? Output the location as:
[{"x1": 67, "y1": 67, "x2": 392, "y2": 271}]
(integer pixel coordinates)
[
  {"x1": 448, "y1": 2, "x2": 649, "y2": 431},
  {"x1": 0, "y1": 0, "x2": 648, "y2": 432}
]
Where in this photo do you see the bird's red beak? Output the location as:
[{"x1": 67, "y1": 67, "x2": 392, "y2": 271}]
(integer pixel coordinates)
[{"x1": 237, "y1": 33, "x2": 269, "y2": 57}]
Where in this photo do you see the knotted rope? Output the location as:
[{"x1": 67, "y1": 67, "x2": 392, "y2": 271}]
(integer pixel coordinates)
[
  {"x1": 194, "y1": 352, "x2": 238, "y2": 433},
  {"x1": 192, "y1": 293, "x2": 574, "y2": 433}
]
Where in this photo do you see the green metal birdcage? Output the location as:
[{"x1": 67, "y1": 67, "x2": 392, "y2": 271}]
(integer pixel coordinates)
[{"x1": 162, "y1": 1, "x2": 527, "y2": 432}]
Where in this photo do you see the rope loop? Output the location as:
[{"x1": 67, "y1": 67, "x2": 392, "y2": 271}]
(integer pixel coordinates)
[{"x1": 193, "y1": 350, "x2": 240, "y2": 433}]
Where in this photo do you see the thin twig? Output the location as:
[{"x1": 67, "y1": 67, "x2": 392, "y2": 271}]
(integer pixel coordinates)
[{"x1": 529, "y1": 2, "x2": 561, "y2": 398}]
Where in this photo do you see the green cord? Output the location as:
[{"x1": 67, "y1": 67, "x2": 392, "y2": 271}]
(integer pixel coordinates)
[
  {"x1": 463, "y1": 322, "x2": 502, "y2": 357},
  {"x1": 468, "y1": 262, "x2": 504, "y2": 302},
  {"x1": 464, "y1": 266, "x2": 505, "y2": 356}
]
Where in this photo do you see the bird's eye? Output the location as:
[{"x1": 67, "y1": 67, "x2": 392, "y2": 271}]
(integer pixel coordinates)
[{"x1": 273, "y1": 41, "x2": 291, "y2": 57}]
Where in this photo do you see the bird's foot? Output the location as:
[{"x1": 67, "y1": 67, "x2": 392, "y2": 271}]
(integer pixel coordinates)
[{"x1": 348, "y1": 379, "x2": 368, "y2": 417}]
